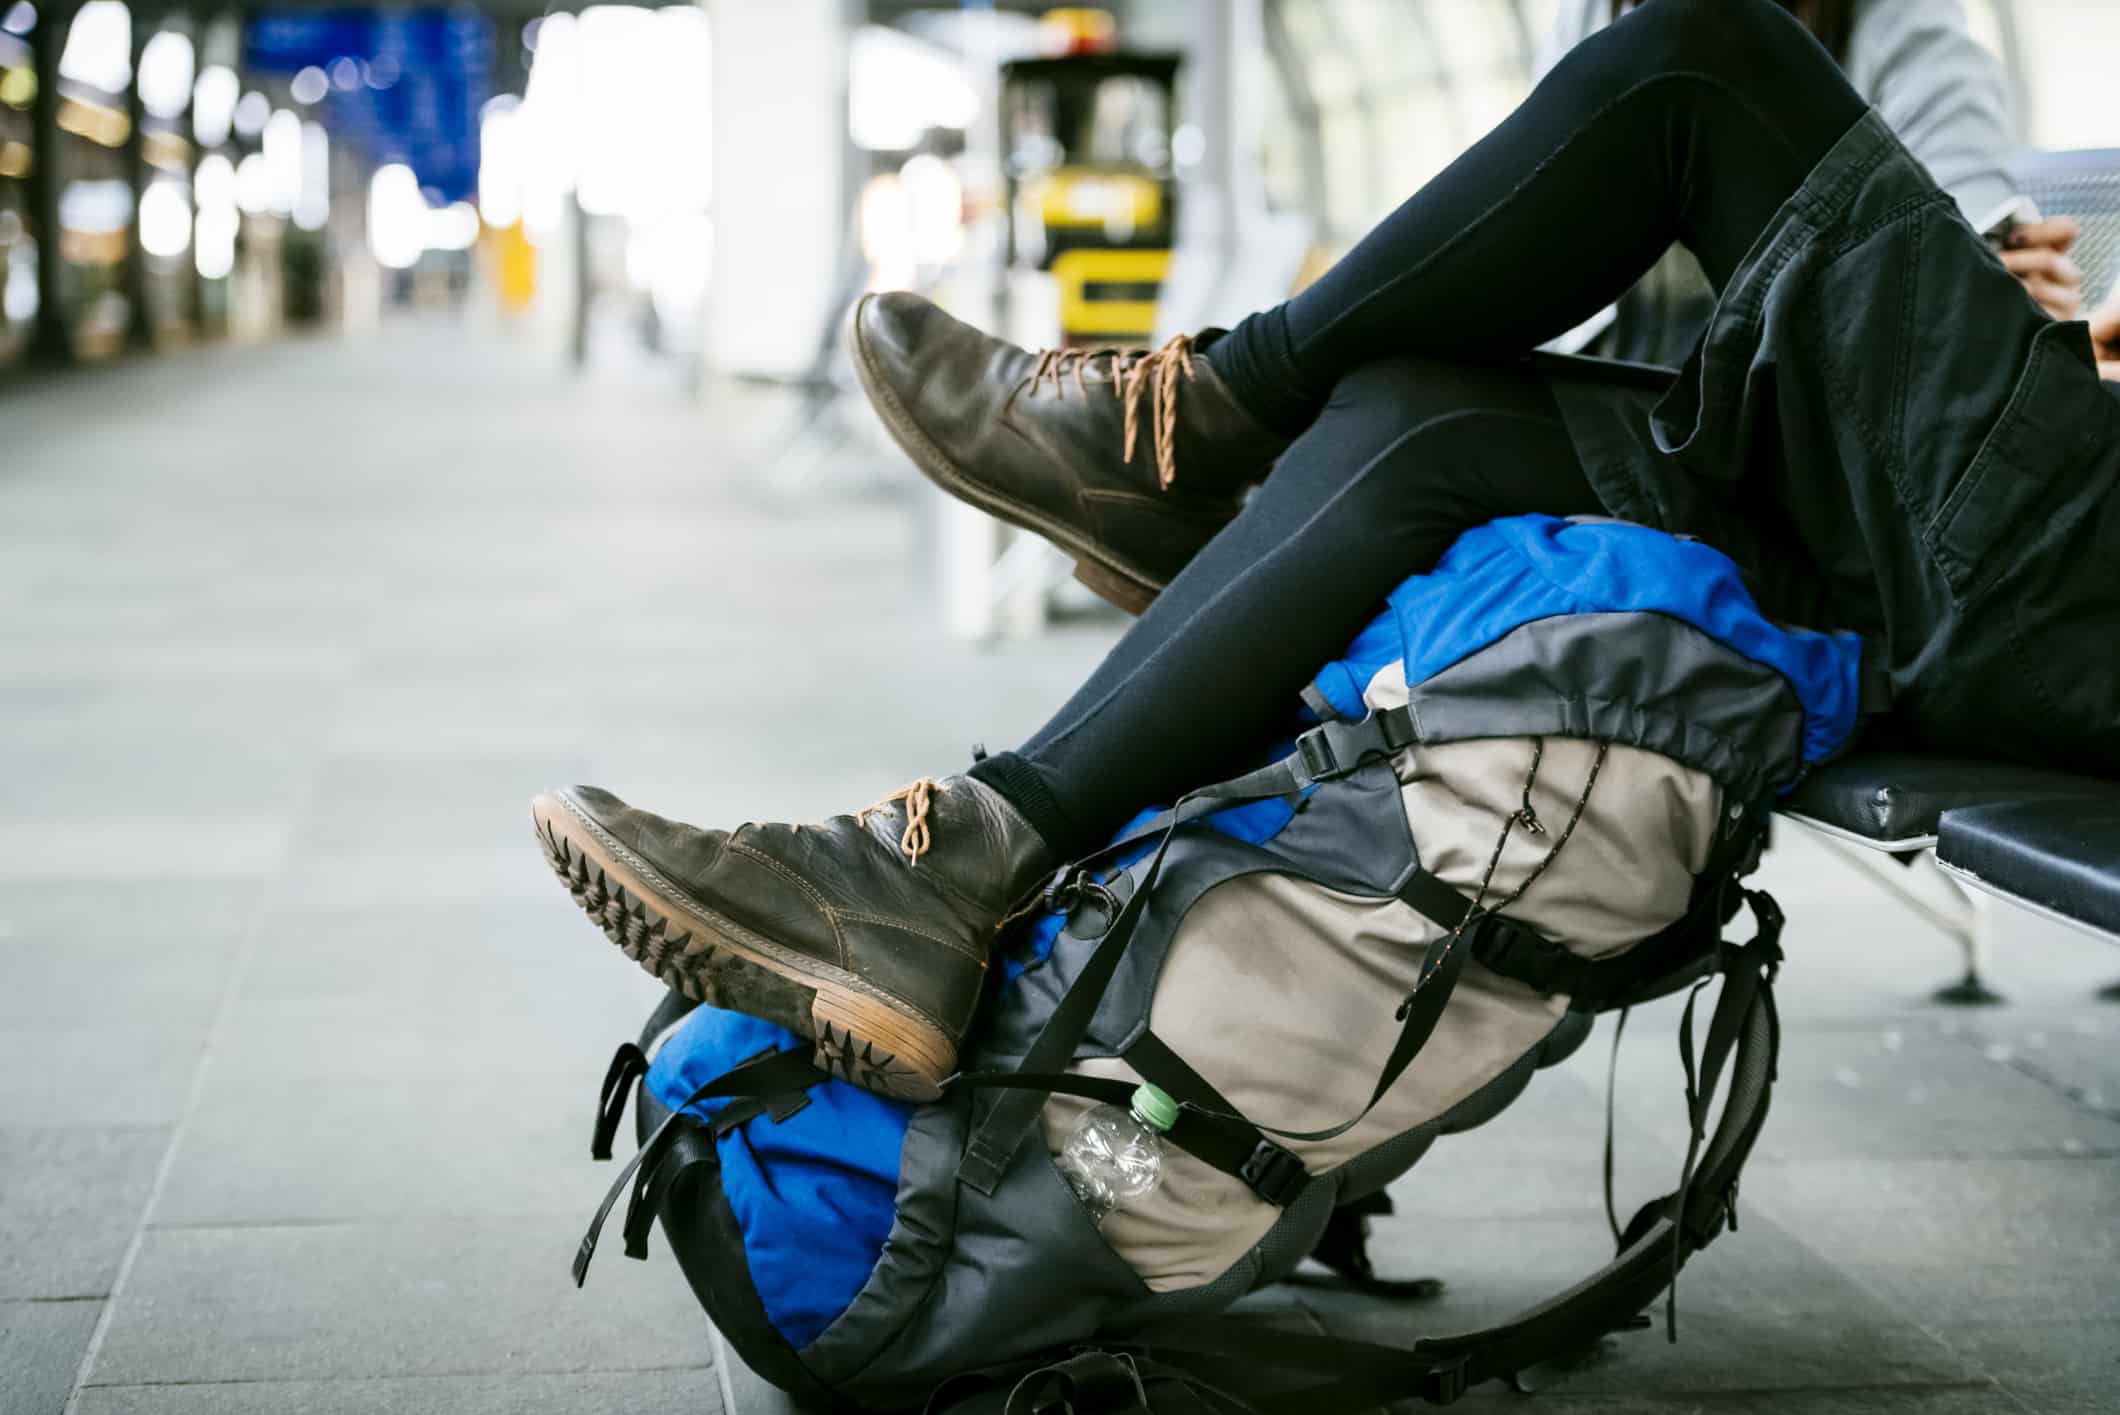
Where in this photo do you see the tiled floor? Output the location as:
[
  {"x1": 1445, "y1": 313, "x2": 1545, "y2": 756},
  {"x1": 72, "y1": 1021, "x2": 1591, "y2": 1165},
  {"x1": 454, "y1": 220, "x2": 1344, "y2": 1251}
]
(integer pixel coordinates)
[{"x1": 2, "y1": 323, "x2": 2115, "y2": 1414}]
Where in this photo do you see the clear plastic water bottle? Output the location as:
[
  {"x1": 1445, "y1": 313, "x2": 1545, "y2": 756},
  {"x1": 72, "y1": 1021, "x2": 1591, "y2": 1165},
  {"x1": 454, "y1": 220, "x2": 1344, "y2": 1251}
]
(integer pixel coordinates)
[{"x1": 1057, "y1": 1083, "x2": 1179, "y2": 1223}]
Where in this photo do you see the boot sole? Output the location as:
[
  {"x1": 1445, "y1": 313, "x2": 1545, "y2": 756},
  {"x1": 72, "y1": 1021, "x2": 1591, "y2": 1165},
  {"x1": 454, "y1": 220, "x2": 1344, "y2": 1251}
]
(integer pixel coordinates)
[
  {"x1": 850, "y1": 294, "x2": 1160, "y2": 616},
  {"x1": 532, "y1": 790, "x2": 951, "y2": 1103}
]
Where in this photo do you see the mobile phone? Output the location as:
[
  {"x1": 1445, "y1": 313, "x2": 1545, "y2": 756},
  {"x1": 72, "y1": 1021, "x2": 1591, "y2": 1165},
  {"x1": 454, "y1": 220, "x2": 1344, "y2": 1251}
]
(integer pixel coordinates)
[{"x1": 1981, "y1": 196, "x2": 2043, "y2": 251}]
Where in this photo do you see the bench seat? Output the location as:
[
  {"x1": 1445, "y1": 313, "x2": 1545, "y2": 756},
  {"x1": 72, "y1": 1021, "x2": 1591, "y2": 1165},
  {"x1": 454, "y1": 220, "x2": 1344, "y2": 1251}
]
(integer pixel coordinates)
[
  {"x1": 1777, "y1": 752, "x2": 2111, "y2": 851},
  {"x1": 1937, "y1": 798, "x2": 2120, "y2": 944}
]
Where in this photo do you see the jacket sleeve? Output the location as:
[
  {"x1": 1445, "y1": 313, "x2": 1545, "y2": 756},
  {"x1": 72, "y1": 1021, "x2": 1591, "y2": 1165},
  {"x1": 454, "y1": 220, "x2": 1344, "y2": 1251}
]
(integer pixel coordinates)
[{"x1": 1845, "y1": 0, "x2": 2021, "y2": 228}]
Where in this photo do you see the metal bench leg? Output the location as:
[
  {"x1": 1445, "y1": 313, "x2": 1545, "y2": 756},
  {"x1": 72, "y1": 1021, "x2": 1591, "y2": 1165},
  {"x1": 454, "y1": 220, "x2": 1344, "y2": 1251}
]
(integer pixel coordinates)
[
  {"x1": 1815, "y1": 839, "x2": 2005, "y2": 1005},
  {"x1": 1928, "y1": 862, "x2": 2003, "y2": 1006}
]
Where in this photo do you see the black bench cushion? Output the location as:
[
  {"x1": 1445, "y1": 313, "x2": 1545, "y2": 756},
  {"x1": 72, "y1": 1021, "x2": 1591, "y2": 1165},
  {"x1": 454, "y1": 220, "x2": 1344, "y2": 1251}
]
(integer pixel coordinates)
[
  {"x1": 1937, "y1": 797, "x2": 2120, "y2": 940},
  {"x1": 1777, "y1": 752, "x2": 2109, "y2": 846}
]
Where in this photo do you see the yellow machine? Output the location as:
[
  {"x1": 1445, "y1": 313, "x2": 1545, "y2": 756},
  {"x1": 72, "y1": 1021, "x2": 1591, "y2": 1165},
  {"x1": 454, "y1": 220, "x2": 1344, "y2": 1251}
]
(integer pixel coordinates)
[{"x1": 1001, "y1": 48, "x2": 1181, "y2": 346}]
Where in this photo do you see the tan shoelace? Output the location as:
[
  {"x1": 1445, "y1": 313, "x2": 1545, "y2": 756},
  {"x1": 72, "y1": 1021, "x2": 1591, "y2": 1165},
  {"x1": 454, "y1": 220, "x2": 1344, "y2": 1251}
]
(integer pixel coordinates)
[
  {"x1": 857, "y1": 777, "x2": 937, "y2": 866},
  {"x1": 1026, "y1": 332, "x2": 1198, "y2": 492}
]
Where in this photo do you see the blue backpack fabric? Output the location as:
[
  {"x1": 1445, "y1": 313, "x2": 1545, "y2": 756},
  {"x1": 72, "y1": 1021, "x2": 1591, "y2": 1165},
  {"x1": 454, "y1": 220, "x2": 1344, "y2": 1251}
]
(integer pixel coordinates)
[{"x1": 1309, "y1": 515, "x2": 1861, "y2": 771}]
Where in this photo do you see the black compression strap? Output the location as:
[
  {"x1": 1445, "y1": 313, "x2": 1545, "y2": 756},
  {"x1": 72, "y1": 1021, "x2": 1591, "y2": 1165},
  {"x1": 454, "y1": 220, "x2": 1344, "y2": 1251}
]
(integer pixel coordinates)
[
  {"x1": 1470, "y1": 804, "x2": 1774, "y2": 1010},
  {"x1": 1124, "y1": 1031, "x2": 1233, "y2": 1114},
  {"x1": 592, "y1": 1043, "x2": 650, "y2": 1162},
  {"x1": 1397, "y1": 867, "x2": 1474, "y2": 930},
  {"x1": 950, "y1": 1067, "x2": 1312, "y2": 1206},
  {"x1": 573, "y1": 1047, "x2": 826, "y2": 1287},
  {"x1": 1128, "y1": 1030, "x2": 1310, "y2": 1205},
  {"x1": 957, "y1": 750, "x2": 1341, "y2": 1196}
]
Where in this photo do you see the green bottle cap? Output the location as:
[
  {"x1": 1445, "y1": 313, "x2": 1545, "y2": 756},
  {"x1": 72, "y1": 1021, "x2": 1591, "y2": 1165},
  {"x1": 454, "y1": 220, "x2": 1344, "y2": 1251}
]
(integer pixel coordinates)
[{"x1": 1129, "y1": 1083, "x2": 1179, "y2": 1134}]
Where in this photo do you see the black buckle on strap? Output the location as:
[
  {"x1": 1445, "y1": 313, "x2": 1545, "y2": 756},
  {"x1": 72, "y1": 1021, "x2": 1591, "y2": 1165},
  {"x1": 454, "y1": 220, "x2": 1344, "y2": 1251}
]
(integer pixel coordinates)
[
  {"x1": 1294, "y1": 709, "x2": 1416, "y2": 786},
  {"x1": 1295, "y1": 726, "x2": 1343, "y2": 782},
  {"x1": 1237, "y1": 1140, "x2": 1309, "y2": 1206},
  {"x1": 1468, "y1": 920, "x2": 1576, "y2": 996},
  {"x1": 1042, "y1": 865, "x2": 1083, "y2": 912},
  {"x1": 1427, "y1": 1354, "x2": 1473, "y2": 1405}
]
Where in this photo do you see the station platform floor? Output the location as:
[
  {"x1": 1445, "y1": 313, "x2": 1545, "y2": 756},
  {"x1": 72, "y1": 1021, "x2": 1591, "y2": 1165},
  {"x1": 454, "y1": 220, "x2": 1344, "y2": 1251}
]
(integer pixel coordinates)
[{"x1": 2, "y1": 320, "x2": 2115, "y2": 1415}]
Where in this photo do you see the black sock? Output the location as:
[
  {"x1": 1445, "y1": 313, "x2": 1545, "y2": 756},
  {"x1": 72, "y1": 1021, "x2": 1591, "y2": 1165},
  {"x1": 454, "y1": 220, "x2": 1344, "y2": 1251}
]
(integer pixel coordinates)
[
  {"x1": 1202, "y1": 309, "x2": 1321, "y2": 438},
  {"x1": 967, "y1": 750, "x2": 1093, "y2": 861}
]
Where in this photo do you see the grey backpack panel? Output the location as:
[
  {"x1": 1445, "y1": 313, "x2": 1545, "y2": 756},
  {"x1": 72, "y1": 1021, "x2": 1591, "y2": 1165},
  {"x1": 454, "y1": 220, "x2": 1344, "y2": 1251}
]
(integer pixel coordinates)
[
  {"x1": 1394, "y1": 612, "x2": 1809, "y2": 800},
  {"x1": 980, "y1": 757, "x2": 1417, "y2": 1068},
  {"x1": 800, "y1": 1091, "x2": 1150, "y2": 1398}
]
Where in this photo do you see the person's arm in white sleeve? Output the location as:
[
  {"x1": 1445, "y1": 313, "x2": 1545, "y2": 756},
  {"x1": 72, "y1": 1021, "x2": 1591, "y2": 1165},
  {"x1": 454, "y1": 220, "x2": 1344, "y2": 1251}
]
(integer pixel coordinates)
[{"x1": 1846, "y1": 0, "x2": 2082, "y2": 320}]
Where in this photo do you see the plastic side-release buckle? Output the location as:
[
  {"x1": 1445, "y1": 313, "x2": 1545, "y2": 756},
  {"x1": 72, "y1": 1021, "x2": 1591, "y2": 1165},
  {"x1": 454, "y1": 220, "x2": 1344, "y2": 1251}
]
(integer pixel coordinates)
[
  {"x1": 1295, "y1": 725, "x2": 1341, "y2": 783},
  {"x1": 1237, "y1": 1140, "x2": 1310, "y2": 1206}
]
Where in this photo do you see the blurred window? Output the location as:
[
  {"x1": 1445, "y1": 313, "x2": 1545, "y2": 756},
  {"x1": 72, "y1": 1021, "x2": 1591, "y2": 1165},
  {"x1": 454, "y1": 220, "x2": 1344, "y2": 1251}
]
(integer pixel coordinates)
[
  {"x1": 1259, "y1": 0, "x2": 2118, "y2": 272},
  {"x1": 1261, "y1": 0, "x2": 1543, "y2": 258}
]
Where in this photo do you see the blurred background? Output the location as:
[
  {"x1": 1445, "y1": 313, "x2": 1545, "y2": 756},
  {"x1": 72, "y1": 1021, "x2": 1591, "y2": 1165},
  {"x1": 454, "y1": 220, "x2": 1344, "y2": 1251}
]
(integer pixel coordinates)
[
  {"x1": 3, "y1": 0, "x2": 2116, "y2": 630},
  {"x1": 3, "y1": 6, "x2": 2118, "y2": 1415}
]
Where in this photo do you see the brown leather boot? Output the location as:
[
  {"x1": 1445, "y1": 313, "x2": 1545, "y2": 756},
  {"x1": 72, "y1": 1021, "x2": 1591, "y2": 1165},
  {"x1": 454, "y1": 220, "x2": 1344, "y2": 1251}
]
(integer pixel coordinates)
[
  {"x1": 532, "y1": 775, "x2": 1054, "y2": 1101},
  {"x1": 851, "y1": 292, "x2": 1289, "y2": 614}
]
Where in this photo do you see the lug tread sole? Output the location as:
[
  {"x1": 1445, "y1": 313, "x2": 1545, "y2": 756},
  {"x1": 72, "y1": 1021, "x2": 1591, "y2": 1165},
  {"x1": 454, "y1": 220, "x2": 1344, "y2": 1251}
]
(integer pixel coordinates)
[{"x1": 532, "y1": 792, "x2": 949, "y2": 1102}]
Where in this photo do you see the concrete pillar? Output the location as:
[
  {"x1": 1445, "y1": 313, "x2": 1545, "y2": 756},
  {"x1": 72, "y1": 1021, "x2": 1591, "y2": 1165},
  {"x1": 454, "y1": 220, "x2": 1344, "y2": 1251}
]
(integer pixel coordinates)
[
  {"x1": 702, "y1": 0, "x2": 850, "y2": 380},
  {"x1": 27, "y1": 0, "x2": 74, "y2": 364},
  {"x1": 124, "y1": 11, "x2": 154, "y2": 348},
  {"x1": 568, "y1": 190, "x2": 588, "y2": 366}
]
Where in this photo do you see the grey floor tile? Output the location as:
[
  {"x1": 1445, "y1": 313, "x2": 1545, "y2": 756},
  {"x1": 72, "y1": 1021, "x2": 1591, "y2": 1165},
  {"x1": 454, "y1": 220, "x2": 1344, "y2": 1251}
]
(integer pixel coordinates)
[
  {"x1": 1212, "y1": 1292, "x2": 2003, "y2": 1415},
  {"x1": 286, "y1": 754, "x2": 592, "y2": 856},
  {"x1": 0, "y1": 879, "x2": 254, "y2": 944},
  {"x1": 0, "y1": 935, "x2": 244, "y2": 1039},
  {"x1": 0, "y1": 822, "x2": 290, "y2": 882},
  {"x1": 1740, "y1": 1154, "x2": 2120, "y2": 1328},
  {"x1": 1927, "y1": 1318, "x2": 2120, "y2": 1415},
  {"x1": 1951, "y1": 1008, "x2": 2120, "y2": 1120},
  {"x1": 0, "y1": 879, "x2": 254, "y2": 1034},
  {"x1": 1440, "y1": 1388, "x2": 2014, "y2": 1413},
  {"x1": 0, "y1": 1127, "x2": 168, "y2": 1299},
  {"x1": 0, "y1": 1027, "x2": 205, "y2": 1127},
  {"x1": 260, "y1": 843, "x2": 563, "y2": 911},
  {"x1": 227, "y1": 894, "x2": 640, "y2": 1016},
  {"x1": 1296, "y1": 1203, "x2": 1977, "y2": 1397},
  {"x1": 75, "y1": 1369, "x2": 721, "y2": 1415},
  {"x1": 152, "y1": 1062, "x2": 630, "y2": 1226},
  {"x1": 1559, "y1": 996, "x2": 2120, "y2": 1163},
  {"x1": 1, "y1": 1297, "x2": 102, "y2": 1415},
  {"x1": 204, "y1": 931, "x2": 664, "y2": 1086},
  {"x1": 88, "y1": 1218, "x2": 715, "y2": 1385}
]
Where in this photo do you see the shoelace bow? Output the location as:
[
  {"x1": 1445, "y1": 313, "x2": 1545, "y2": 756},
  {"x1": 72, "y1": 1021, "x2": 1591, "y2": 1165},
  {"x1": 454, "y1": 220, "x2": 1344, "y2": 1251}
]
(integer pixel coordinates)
[
  {"x1": 856, "y1": 777, "x2": 936, "y2": 866},
  {"x1": 1026, "y1": 333, "x2": 1198, "y2": 492}
]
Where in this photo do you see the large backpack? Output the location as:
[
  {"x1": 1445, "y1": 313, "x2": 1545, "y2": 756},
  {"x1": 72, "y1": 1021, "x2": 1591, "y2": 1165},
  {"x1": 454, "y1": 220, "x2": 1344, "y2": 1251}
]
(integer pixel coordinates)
[{"x1": 574, "y1": 515, "x2": 1864, "y2": 1412}]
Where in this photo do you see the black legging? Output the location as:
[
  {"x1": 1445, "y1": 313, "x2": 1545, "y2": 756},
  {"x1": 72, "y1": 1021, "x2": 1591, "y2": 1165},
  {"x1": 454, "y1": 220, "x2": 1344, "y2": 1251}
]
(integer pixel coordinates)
[{"x1": 971, "y1": 0, "x2": 1870, "y2": 858}]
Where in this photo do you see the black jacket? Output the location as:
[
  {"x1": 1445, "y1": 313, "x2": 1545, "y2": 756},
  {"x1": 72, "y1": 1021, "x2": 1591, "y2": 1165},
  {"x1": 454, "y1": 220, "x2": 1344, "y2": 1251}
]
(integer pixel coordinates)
[{"x1": 1542, "y1": 110, "x2": 2119, "y2": 774}]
